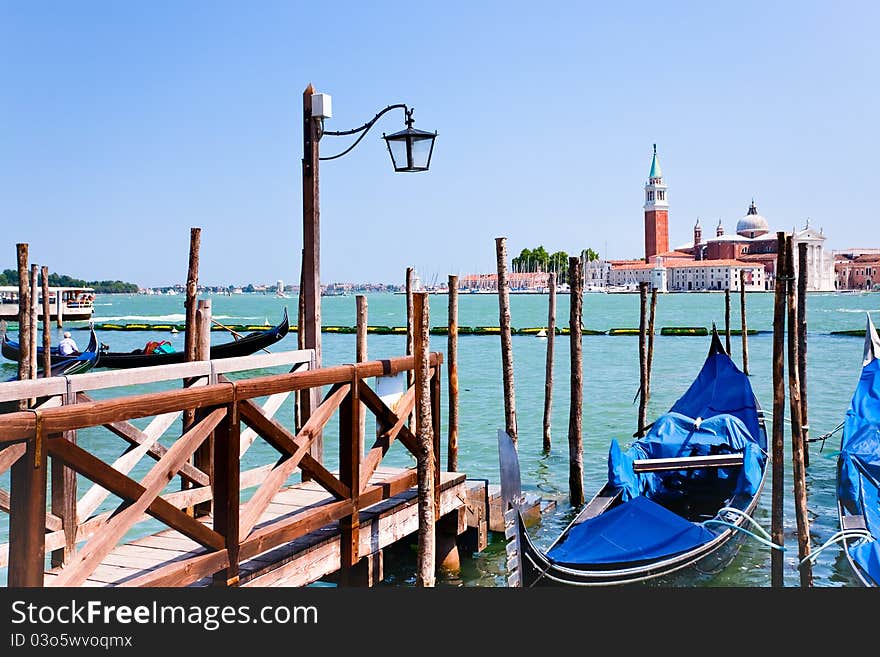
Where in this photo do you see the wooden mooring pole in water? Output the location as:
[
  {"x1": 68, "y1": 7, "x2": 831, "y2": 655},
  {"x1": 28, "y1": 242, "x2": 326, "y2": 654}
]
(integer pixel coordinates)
[
  {"x1": 496, "y1": 237, "x2": 517, "y2": 445},
  {"x1": 797, "y1": 242, "x2": 810, "y2": 467},
  {"x1": 413, "y1": 292, "x2": 436, "y2": 587},
  {"x1": 724, "y1": 287, "x2": 732, "y2": 354},
  {"x1": 193, "y1": 298, "x2": 213, "y2": 517},
  {"x1": 41, "y1": 266, "x2": 51, "y2": 376},
  {"x1": 786, "y1": 236, "x2": 812, "y2": 587},
  {"x1": 771, "y1": 232, "x2": 787, "y2": 587},
  {"x1": 406, "y1": 266, "x2": 415, "y2": 428},
  {"x1": 16, "y1": 244, "x2": 31, "y2": 393},
  {"x1": 447, "y1": 275, "x2": 459, "y2": 472},
  {"x1": 740, "y1": 269, "x2": 750, "y2": 375},
  {"x1": 646, "y1": 286, "x2": 657, "y2": 402},
  {"x1": 568, "y1": 257, "x2": 584, "y2": 506},
  {"x1": 183, "y1": 227, "x2": 201, "y2": 434},
  {"x1": 29, "y1": 264, "x2": 38, "y2": 381},
  {"x1": 543, "y1": 272, "x2": 557, "y2": 452},
  {"x1": 356, "y1": 294, "x2": 368, "y2": 453},
  {"x1": 637, "y1": 282, "x2": 648, "y2": 438},
  {"x1": 296, "y1": 250, "x2": 306, "y2": 433}
]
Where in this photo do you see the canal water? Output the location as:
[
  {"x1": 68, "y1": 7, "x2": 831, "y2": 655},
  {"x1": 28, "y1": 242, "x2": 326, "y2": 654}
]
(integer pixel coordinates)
[{"x1": 1, "y1": 290, "x2": 878, "y2": 587}]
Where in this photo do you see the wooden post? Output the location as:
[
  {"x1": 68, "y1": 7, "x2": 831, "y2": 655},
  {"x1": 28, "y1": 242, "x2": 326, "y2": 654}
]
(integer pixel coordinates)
[
  {"x1": 447, "y1": 275, "x2": 459, "y2": 472},
  {"x1": 356, "y1": 294, "x2": 367, "y2": 454},
  {"x1": 213, "y1": 401, "x2": 240, "y2": 586},
  {"x1": 8, "y1": 432, "x2": 48, "y2": 587},
  {"x1": 568, "y1": 257, "x2": 584, "y2": 506},
  {"x1": 339, "y1": 364, "x2": 362, "y2": 585},
  {"x1": 637, "y1": 282, "x2": 648, "y2": 437},
  {"x1": 786, "y1": 236, "x2": 812, "y2": 587},
  {"x1": 41, "y1": 266, "x2": 51, "y2": 376},
  {"x1": 413, "y1": 292, "x2": 436, "y2": 587},
  {"x1": 405, "y1": 266, "x2": 415, "y2": 428},
  {"x1": 183, "y1": 227, "x2": 201, "y2": 433},
  {"x1": 301, "y1": 83, "x2": 323, "y2": 466},
  {"x1": 55, "y1": 288, "x2": 63, "y2": 328},
  {"x1": 740, "y1": 269, "x2": 750, "y2": 375},
  {"x1": 724, "y1": 287, "x2": 732, "y2": 355},
  {"x1": 29, "y1": 264, "x2": 38, "y2": 379},
  {"x1": 495, "y1": 237, "x2": 517, "y2": 445},
  {"x1": 296, "y1": 251, "x2": 306, "y2": 433},
  {"x1": 193, "y1": 299, "x2": 213, "y2": 517},
  {"x1": 646, "y1": 286, "x2": 657, "y2": 403},
  {"x1": 797, "y1": 242, "x2": 810, "y2": 467},
  {"x1": 542, "y1": 272, "x2": 557, "y2": 452},
  {"x1": 16, "y1": 244, "x2": 31, "y2": 390},
  {"x1": 771, "y1": 232, "x2": 787, "y2": 587}
]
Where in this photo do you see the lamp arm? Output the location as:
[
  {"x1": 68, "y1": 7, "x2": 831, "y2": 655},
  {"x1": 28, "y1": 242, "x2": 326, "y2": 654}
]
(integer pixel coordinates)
[{"x1": 318, "y1": 103, "x2": 410, "y2": 161}]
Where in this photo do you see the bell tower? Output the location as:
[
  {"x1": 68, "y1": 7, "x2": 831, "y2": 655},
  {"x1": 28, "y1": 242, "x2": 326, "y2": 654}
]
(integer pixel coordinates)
[{"x1": 644, "y1": 144, "x2": 669, "y2": 261}]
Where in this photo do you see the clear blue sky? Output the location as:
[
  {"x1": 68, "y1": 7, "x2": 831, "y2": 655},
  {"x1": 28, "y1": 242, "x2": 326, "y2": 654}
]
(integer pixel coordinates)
[{"x1": 2, "y1": 1, "x2": 878, "y2": 287}]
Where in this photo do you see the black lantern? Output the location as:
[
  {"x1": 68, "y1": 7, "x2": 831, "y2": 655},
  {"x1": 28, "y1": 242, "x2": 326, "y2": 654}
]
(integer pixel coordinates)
[{"x1": 382, "y1": 109, "x2": 437, "y2": 173}]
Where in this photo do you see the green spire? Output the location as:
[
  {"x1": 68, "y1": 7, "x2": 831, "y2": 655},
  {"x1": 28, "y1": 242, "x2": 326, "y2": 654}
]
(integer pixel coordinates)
[{"x1": 649, "y1": 143, "x2": 662, "y2": 179}]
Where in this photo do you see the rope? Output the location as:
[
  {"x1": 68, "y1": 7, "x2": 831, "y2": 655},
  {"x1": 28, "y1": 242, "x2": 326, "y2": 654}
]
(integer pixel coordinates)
[
  {"x1": 798, "y1": 529, "x2": 875, "y2": 568},
  {"x1": 807, "y1": 420, "x2": 845, "y2": 452},
  {"x1": 702, "y1": 507, "x2": 785, "y2": 551}
]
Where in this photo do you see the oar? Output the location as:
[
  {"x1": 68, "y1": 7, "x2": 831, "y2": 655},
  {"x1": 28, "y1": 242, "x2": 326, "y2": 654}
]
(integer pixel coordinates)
[{"x1": 211, "y1": 318, "x2": 272, "y2": 354}]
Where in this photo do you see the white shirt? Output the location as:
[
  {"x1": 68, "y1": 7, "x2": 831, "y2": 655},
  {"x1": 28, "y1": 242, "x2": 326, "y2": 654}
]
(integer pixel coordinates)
[{"x1": 58, "y1": 337, "x2": 79, "y2": 356}]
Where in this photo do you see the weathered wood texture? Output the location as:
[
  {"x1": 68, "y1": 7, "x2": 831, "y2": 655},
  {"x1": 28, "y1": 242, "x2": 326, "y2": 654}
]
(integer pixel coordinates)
[
  {"x1": 356, "y1": 295, "x2": 367, "y2": 452},
  {"x1": 41, "y1": 266, "x2": 51, "y2": 376},
  {"x1": 16, "y1": 244, "x2": 30, "y2": 386},
  {"x1": 413, "y1": 292, "x2": 436, "y2": 587},
  {"x1": 637, "y1": 282, "x2": 648, "y2": 437},
  {"x1": 771, "y1": 232, "x2": 787, "y2": 588},
  {"x1": 543, "y1": 272, "x2": 556, "y2": 452},
  {"x1": 797, "y1": 242, "x2": 810, "y2": 467},
  {"x1": 447, "y1": 275, "x2": 459, "y2": 471},
  {"x1": 568, "y1": 257, "x2": 584, "y2": 506},
  {"x1": 29, "y1": 264, "x2": 38, "y2": 382},
  {"x1": 725, "y1": 287, "x2": 732, "y2": 354},
  {"x1": 495, "y1": 237, "x2": 517, "y2": 444},
  {"x1": 786, "y1": 236, "x2": 812, "y2": 587},
  {"x1": 646, "y1": 286, "x2": 657, "y2": 402}
]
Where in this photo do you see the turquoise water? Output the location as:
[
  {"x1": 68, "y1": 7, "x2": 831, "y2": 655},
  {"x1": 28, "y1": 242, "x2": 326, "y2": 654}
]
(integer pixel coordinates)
[{"x1": 2, "y1": 290, "x2": 878, "y2": 587}]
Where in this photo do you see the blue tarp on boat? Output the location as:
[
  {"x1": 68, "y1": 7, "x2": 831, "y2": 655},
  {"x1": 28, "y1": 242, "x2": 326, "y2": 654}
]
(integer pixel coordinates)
[
  {"x1": 547, "y1": 495, "x2": 718, "y2": 565},
  {"x1": 838, "y1": 355, "x2": 880, "y2": 585}
]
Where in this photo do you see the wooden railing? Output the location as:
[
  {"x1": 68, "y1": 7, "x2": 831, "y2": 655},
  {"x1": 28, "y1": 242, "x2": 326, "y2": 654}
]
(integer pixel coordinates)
[{"x1": 0, "y1": 350, "x2": 442, "y2": 587}]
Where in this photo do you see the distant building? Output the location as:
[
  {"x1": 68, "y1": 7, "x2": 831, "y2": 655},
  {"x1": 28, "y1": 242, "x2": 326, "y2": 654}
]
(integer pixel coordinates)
[
  {"x1": 835, "y1": 251, "x2": 880, "y2": 290},
  {"x1": 610, "y1": 145, "x2": 835, "y2": 291}
]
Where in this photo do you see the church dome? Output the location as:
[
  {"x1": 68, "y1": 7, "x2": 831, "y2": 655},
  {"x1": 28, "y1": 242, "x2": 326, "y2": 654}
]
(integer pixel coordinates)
[{"x1": 736, "y1": 201, "x2": 770, "y2": 238}]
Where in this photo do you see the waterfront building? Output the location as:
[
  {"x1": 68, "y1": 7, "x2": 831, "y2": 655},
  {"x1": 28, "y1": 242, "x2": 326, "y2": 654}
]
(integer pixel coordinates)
[{"x1": 834, "y1": 251, "x2": 880, "y2": 290}]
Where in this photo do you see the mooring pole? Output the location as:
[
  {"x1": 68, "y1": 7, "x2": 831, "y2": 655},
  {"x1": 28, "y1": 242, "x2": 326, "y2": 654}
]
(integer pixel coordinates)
[
  {"x1": 771, "y1": 232, "x2": 787, "y2": 587},
  {"x1": 183, "y1": 227, "x2": 201, "y2": 435},
  {"x1": 413, "y1": 292, "x2": 436, "y2": 587},
  {"x1": 496, "y1": 237, "x2": 517, "y2": 445},
  {"x1": 740, "y1": 269, "x2": 750, "y2": 375},
  {"x1": 797, "y1": 242, "x2": 810, "y2": 467},
  {"x1": 16, "y1": 244, "x2": 31, "y2": 394},
  {"x1": 193, "y1": 299, "x2": 213, "y2": 518},
  {"x1": 568, "y1": 257, "x2": 584, "y2": 506},
  {"x1": 786, "y1": 237, "x2": 812, "y2": 587},
  {"x1": 356, "y1": 294, "x2": 368, "y2": 454},
  {"x1": 29, "y1": 264, "x2": 38, "y2": 380},
  {"x1": 406, "y1": 266, "x2": 415, "y2": 428},
  {"x1": 637, "y1": 282, "x2": 648, "y2": 437},
  {"x1": 41, "y1": 266, "x2": 51, "y2": 376},
  {"x1": 447, "y1": 275, "x2": 459, "y2": 472},
  {"x1": 543, "y1": 272, "x2": 557, "y2": 452},
  {"x1": 646, "y1": 286, "x2": 657, "y2": 402},
  {"x1": 296, "y1": 251, "x2": 306, "y2": 433},
  {"x1": 724, "y1": 287, "x2": 732, "y2": 354}
]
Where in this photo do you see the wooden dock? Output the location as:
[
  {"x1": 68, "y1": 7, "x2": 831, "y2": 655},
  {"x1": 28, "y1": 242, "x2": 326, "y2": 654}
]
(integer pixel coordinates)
[{"x1": 0, "y1": 349, "x2": 489, "y2": 587}]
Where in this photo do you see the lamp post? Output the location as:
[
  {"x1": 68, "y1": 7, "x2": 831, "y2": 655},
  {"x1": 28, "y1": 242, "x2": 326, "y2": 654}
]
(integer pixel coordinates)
[{"x1": 300, "y1": 83, "x2": 437, "y2": 463}]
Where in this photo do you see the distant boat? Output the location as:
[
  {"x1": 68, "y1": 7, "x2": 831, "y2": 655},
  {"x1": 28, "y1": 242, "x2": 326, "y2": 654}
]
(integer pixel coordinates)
[
  {"x1": 836, "y1": 314, "x2": 880, "y2": 587},
  {"x1": 2, "y1": 327, "x2": 101, "y2": 379},
  {"x1": 0, "y1": 285, "x2": 95, "y2": 322}
]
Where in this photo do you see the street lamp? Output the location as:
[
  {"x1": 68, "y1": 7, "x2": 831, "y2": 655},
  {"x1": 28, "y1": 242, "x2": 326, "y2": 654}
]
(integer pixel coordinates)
[{"x1": 299, "y1": 84, "x2": 437, "y2": 459}]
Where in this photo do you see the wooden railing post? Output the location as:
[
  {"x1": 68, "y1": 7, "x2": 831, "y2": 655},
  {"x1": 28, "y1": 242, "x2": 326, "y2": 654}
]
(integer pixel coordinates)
[
  {"x1": 9, "y1": 434, "x2": 48, "y2": 587},
  {"x1": 339, "y1": 366, "x2": 362, "y2": 585},
  {"x1": 51, "y1": 383, "x2": 78, "y2": 567},
  {"x1": 193, "y1": 299, "x2": 213, "y2": 517},
  {"x1": 213, "y1": 400, "x2": 240, "y2": 586},
  {"x1": 431, "y1": 357, "x2": 442, "y2": 518}
]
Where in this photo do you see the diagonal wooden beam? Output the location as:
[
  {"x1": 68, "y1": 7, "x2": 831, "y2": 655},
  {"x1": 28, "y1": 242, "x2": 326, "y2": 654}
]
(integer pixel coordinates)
[
  {"x1": 78, "y1": 392, "x2": 209, "y2": 487},
  {"x1": 48, "y1": 408, "x2": 226, "y2": 587},
  {"x1": 238, "y1": 394, "x2": 349, "y2": 538},
  {"x1": 359, "y1": 381, "x2": 418, "y2": 485},
  {"x1": 359, "y1": 377, "x2": 423, "y2": 455},
  {"x1": 238, "y1": 392, "x2": 349, "y2": 498},
  {"x1": 0, "y1": 443, "x2": 26, "y2": 476}
]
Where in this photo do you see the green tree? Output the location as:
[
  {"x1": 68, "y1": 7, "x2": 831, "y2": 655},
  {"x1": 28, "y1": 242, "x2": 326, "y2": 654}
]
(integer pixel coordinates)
[{"x1": 582, "y1": 248, "x2": 600, "y2": 262}]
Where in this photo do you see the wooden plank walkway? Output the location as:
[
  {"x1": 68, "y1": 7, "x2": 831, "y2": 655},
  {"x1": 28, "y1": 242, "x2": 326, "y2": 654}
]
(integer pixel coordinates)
[{"x1": 43, "y1": 467, "x2": 469, "y2": 587}]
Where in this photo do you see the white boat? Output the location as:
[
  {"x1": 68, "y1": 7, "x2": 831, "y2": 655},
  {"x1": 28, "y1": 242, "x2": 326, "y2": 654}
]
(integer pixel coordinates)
[{"x1": 0, "y1": 285, "x2": 95, "y2": 322}]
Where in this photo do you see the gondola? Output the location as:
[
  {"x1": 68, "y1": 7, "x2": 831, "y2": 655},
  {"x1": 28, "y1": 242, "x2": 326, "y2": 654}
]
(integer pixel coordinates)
[
  {"x1": 2, "y1": 308, "x2": 289, "y2": 369},
  {"x1": 837, "y1": 315, "x2": 880, "y2": 587},
  {"x1": 500, "y1": 328, "x2": 768, "y2": 586}
]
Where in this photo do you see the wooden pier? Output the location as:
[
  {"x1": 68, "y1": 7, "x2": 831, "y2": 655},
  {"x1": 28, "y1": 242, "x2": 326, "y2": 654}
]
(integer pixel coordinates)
[{"x1": 0, "y1": 349, "x2": 488, "y2": 587}]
